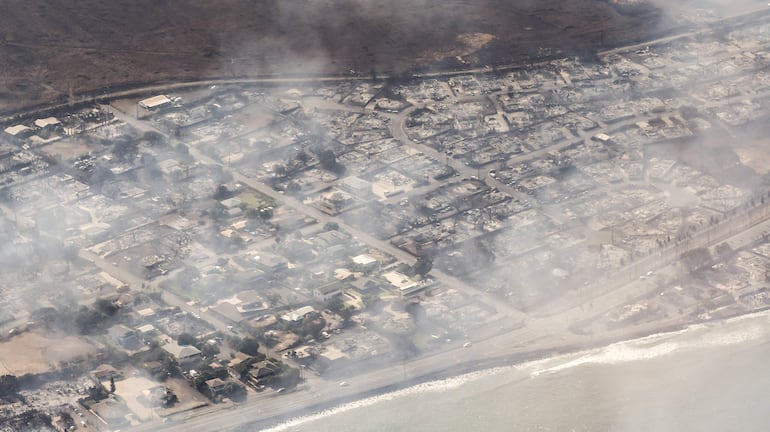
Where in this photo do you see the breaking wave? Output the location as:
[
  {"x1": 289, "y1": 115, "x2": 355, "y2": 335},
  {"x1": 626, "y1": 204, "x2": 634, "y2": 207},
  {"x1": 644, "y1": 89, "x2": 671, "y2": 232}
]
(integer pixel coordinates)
[
  {"x1": 258, "y1": 367, "x2": 512, "y2": 432},
  {"x1": 523, "y1": 309, "x2": 770, "y2": 376},
  {"x1": 259, "y1": 308, "x2": 770, "y2": 431}
]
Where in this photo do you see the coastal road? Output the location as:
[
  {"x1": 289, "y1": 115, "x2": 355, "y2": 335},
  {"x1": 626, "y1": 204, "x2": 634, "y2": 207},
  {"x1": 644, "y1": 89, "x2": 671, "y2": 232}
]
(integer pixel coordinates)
[
  {"x1": 130, "y1": 312, "x2": 573, "y2": 432},
  {"x1": 113, "y1": 59, "x2": 770, "y2": 432},
  {"x1": 98, "y1": 8, "x2": 770, "y2": 430},
  {"x1": 133, "y1": 201, "x2": 770, "y2": 432},
  {"x1": 540, "y1": 199, "x2": 770, "y2": 317},
  {"x1": 7, "y1": 3, "x2": 770, "y2": 127}
]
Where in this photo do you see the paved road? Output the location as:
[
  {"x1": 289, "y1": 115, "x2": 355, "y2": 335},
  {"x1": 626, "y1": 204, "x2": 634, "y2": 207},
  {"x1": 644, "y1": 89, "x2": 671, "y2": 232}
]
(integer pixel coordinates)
[
  {"x1": 539, "y1": 203, "x2": 770, "y2": 318},
  {"x1": 118, "y1": 106, "x2": 770, "y2": 432},
  {"x1": 107, "y1": 97, "x2": 526, "y2": 322},
  {"x1": 6, "y1": 3, "x2": 770, "y2": 126},
  {"x1": 77, "y1": 248, "x2": 233, "y2": 334},
  {"x1": 127, "y1": 208, "x2": 770, "y2": 432},
  {"x1": 83, "y1": 7, "x2": 770, "y2": 430}
]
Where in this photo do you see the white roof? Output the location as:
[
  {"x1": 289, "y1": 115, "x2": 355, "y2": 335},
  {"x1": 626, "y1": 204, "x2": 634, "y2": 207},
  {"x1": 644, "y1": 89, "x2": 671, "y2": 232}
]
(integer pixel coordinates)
[
  {"x1": 220, "y1": 197, "x2": 242, "y2": 208},
  {"x1": 177, "y1": 345, "x2": 202, "y2": 358},
  {"x1": 334, "y1": 268, "x2": 353, "y2": 280},
  {"x1": 34, "y1": 117, "x2": 61, "y2": 128},
  {"x1": 139, "y1": 95, "x2": 172, "y2": 109},
  {"x1": 352, "y1": 254, "x2": 377, "y2": 266},
  {"x1": 281, "y1": 306, "x2": 316, "y2": 322},
  {"x1": 4, "y1": 125, "x2": 30, "y2": 136},
  {"x1": 136, "y1": 324, "x2": 156, "y2": 333},
  {"x1": 162, "y1": 341, "x2": 202, "y2": 359},
  {"x1": 383, "y1": 271, "x2": 418, "y2": 290},
  {"x1": 342, "y1": 175, "x2": 370, "y2": 191},
  {"x1": 594, "y1": 133, "x2": 611, "y2": 142},
  {"x1": 136, "y1": 307, "x2": 155, "y2": 317}
]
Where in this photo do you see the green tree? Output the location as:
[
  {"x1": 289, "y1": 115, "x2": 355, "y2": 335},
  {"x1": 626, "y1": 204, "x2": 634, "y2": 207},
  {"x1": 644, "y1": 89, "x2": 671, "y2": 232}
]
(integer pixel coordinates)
[
  {"x1": 297, "y1": 314, "x2": 326, "y2": 340},
  {"x1": 213, "y1": 184, "x2": 231, "y2": 200},
  {"x1": 177, "y1": 333, "x2": 196, "y2": 346},
  {"x1": 94, "y1": 298, "x2": 119, "y2": 316},
  {"x1": 143, "y1": 131, "x2": 166, "y2": 146},
  {"x1": 89, "y1": 164, "x2": 114, "y2": 191},
  {"x1": 259, "y1": 206, "x2": 274, "y2": 220},
  {"x1": 266, "y1": 293, "x2": 282, "y2": 306},
  {"x1": 274, "y1": 164, "x2": 288, "y2": 178},
  {"x1": 109, "y1": 376, "x2": 116, "y2": 393},
  {"x1": 681, "y1": 247, "x2": 713, "y2": 272},
  {"x1": 247, "y1": 206, "x2": 273, "y2": 221},
  {"x1": 327, "y1": 297, "x2": 352, "y2": 322},
  {"x1": 112, "y1": 136, "x2": 139, "y2": 162},
  {"x1": 317, "y1": 149, "x2": 337, "y2": 171},
  {"x1": 75, "y1": 306, "x2": 111, "y2": 334},
  {"x1": 413, "y1": 256, "x2": 433, "y2": 276},
  {"x1": 715, "y1": 242, "x2": 734, "y2": 260},
  {"x1": 295, "y1": 150, "x2": 310, "y2": 165},
  {"x1": 237, "y1": 337, "x2": 261, "y2": 356},
  {"x1": 273, "y1": 365, "x2": 301, "y2": 388}
]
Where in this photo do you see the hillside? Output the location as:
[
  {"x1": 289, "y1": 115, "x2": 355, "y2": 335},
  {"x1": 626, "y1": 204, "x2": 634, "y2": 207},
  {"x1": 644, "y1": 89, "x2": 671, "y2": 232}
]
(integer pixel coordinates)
[{"x1": 0, "y1": 0, "x2": 663, "y2": 113}]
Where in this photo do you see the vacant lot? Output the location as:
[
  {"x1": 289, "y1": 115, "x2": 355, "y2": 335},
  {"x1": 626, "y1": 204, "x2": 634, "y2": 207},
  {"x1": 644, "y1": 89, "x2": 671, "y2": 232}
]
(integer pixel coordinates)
[{"x1": 0, "y1": 330, "x2": 96, "y2": 375}]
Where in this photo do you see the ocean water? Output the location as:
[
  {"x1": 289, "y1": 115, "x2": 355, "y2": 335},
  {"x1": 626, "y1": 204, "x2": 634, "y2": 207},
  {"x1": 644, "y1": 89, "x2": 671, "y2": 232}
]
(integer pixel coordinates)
[{"x1": 260, "y1": 311, "x2": 770, "y2": 432}]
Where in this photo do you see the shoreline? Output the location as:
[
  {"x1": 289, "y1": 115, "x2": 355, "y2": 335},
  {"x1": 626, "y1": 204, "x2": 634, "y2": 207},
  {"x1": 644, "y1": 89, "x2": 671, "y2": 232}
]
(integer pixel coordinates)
[
  {"x1": 230, "y1": 305, "x2": 770, "y2": 432},
  {"x1": 6, "y1": 5, "x2": 770, "y2": 431}
]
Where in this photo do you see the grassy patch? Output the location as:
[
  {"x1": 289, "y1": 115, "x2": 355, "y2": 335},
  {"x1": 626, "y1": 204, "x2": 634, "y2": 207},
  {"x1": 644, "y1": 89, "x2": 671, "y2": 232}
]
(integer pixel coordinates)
[{"x1": 238, "y1": 190, "x2": 274, "y2": 210}]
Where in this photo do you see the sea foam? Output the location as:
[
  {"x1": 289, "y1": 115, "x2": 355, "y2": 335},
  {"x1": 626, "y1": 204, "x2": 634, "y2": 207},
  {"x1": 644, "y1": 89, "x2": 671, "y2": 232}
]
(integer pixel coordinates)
[
  {"x1": 525, "y1": 309, "x2": 770, "y2": 376},
  {"x1": 259, "y1": 308, "x2": 770, "y2": 430},
  {"x1": 258, "y1": 367, "x2": 512, "y2": 432}
]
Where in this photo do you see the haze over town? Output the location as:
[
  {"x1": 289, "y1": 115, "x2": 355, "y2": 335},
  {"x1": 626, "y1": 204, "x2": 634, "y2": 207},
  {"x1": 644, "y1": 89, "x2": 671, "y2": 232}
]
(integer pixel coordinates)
[{"x1": 2, "y1": 1, "x2": 770, "y2": 431}]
